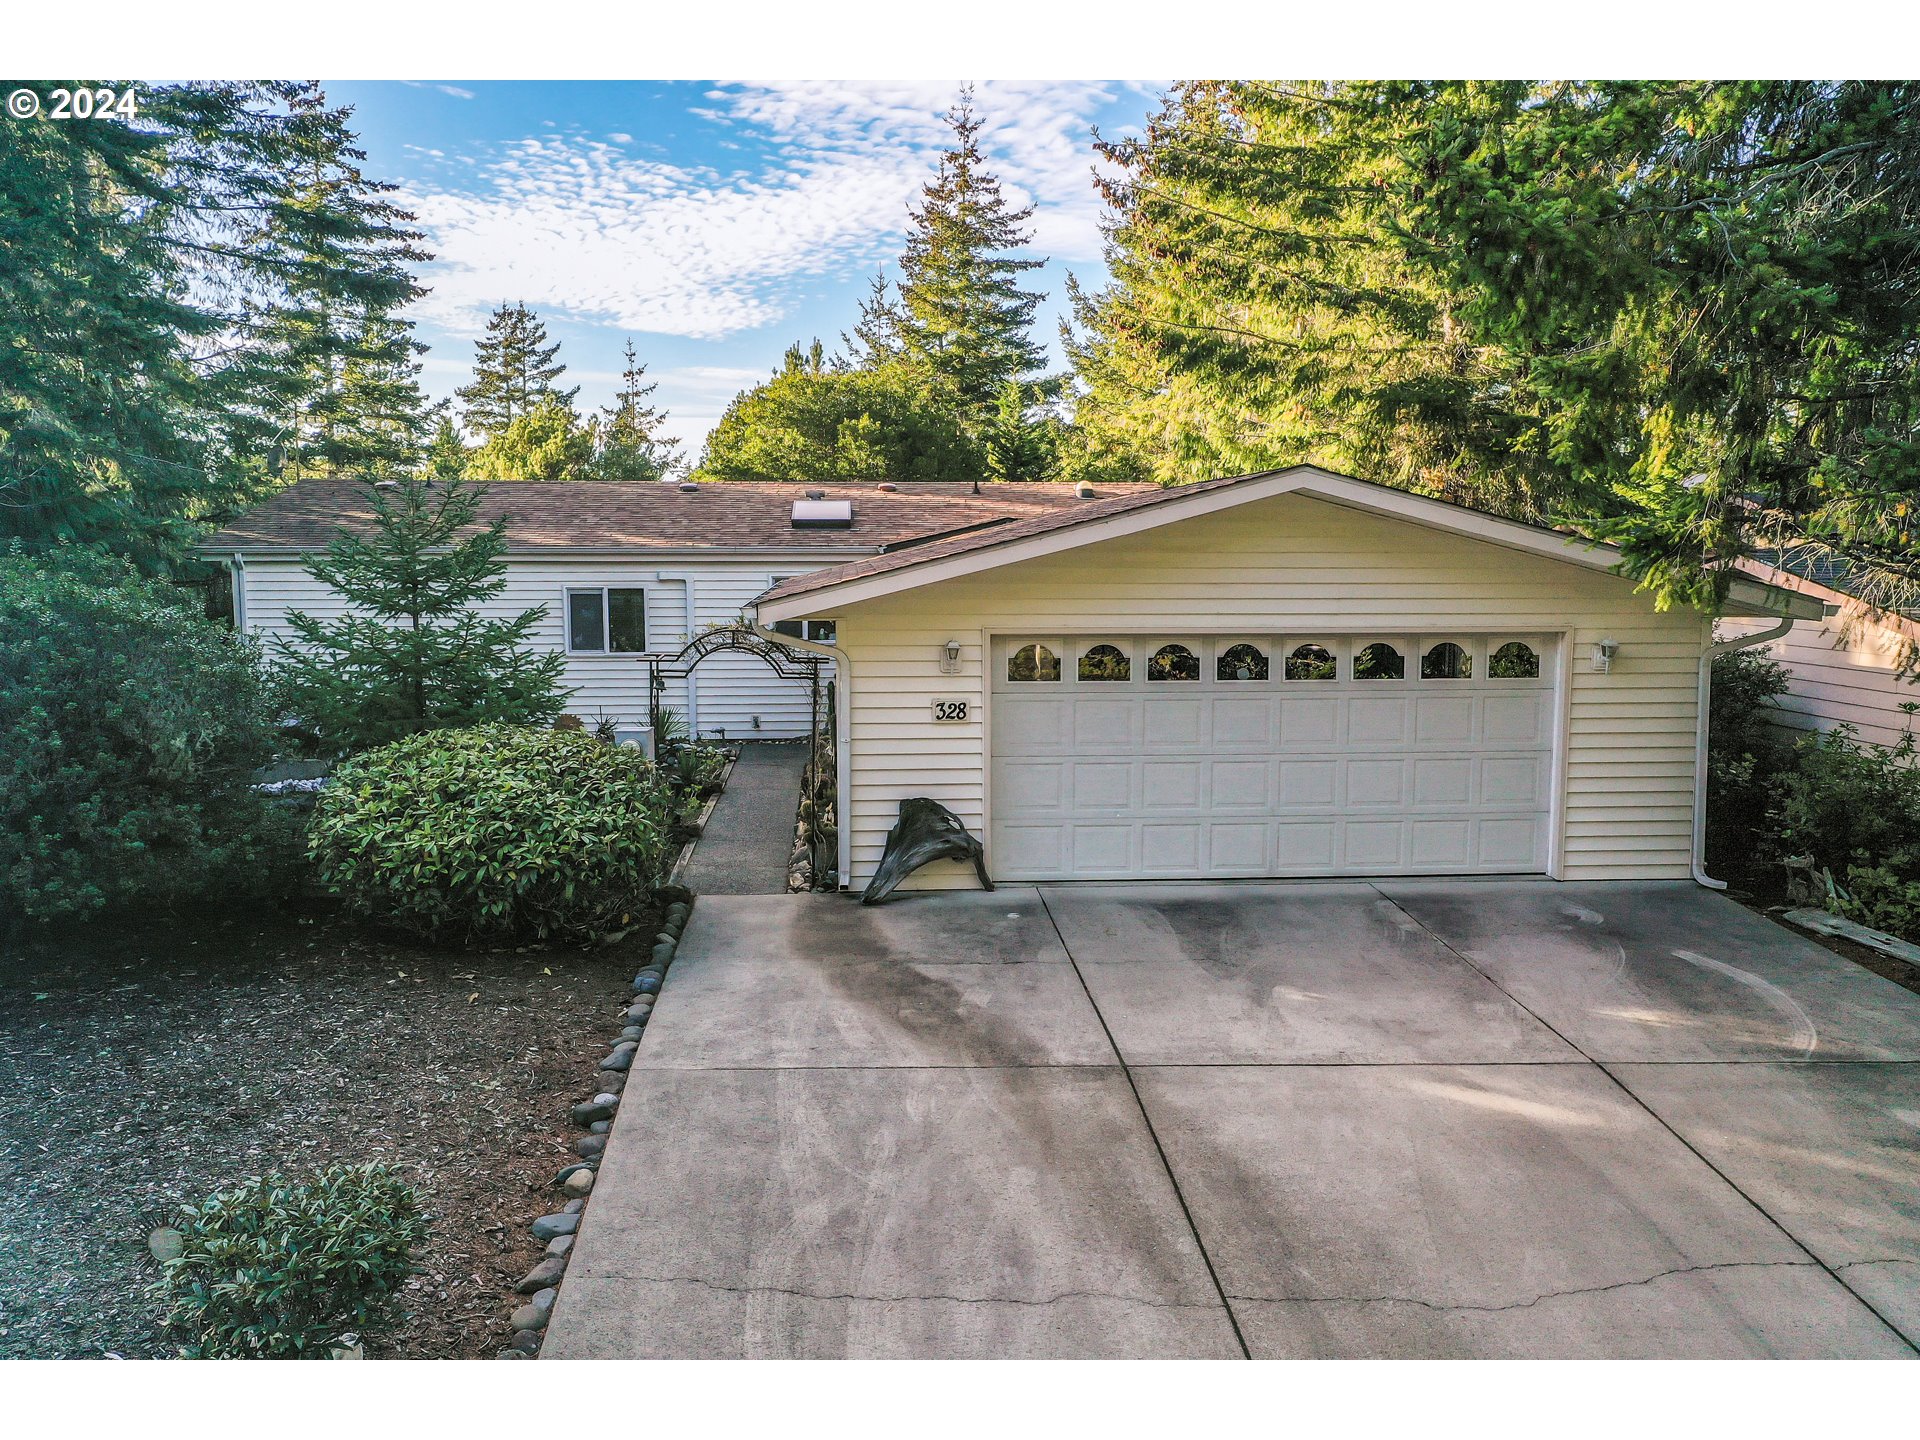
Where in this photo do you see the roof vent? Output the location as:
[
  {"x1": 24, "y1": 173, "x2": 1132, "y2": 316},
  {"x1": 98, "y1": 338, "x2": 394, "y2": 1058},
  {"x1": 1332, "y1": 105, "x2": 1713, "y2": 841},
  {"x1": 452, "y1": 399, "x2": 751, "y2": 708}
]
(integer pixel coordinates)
[
  {"x1": 1075, "y1": 480, "x2": 1097, "y2": 499},
  {"x1": 791, "y1": 498, "x2": 854, "y2": 530},
  {"x1": 805, "y1": 488, "x2": 826, "y2": 500},
  {"x1": 374, "y1": 479, "x2": 400, "y2": 490},
  {"x1": 877, "y1": 482, "x2": 898, "y2": 492},
  {"x1": 678, "y1": 482, "x2": 699, "y2": 493}
]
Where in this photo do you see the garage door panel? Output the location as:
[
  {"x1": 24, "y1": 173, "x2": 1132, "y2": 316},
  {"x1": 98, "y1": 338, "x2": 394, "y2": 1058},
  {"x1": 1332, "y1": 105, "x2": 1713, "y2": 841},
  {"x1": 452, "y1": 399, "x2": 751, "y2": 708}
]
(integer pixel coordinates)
[
  {"x1": 1072, "y1": 825, "x2": 1134, "y2": 873},
  {"x1": 1073, "y1": 699, "x2": 1138, "y2": 748},
  {"x1": 1143, "y1": 699, "x2": 1204, "y2": 746},
  {"x1": 1278, "y1": 759, "x2": 1338, "y2": 807},
  {"x1": 1072, "y1": 761, "x2": 1133, "y2": 810},
  {"x1": 1348, "y1": 696, "x2": 1412, "y2": 745},
  {"x1": 993, "y1": 635, "x2": 1555, "y2": 881},
  {"x1": 1278, "y1": 697, "x2": 1340, "y2": 746},
  {"x1": 1212, "y1": 698, "x2": 1274, "y2": 748},
  {"x1": 1142, "y1": 823, "x2": 1203, "y2": 872},
  {"x1": 1415, "y1": 695, "x2": 1476, "y2": 743},
  {"x1": 1412, "y1": 757, "x2": 1475, "y2": 806},
  {"x1": 1485, "y1": 693, "x2": 1548, "y2": 742},
  {"x1": 1347, "y1": 758, "x2": 1407, "y2": 807},
  {"x1": 1211, "y1": 759, "x2": 1273, "y2": 808},
  {"x1": 1143, "y1": 761, "x2": 1205, "y2": 809},
  {"x1": 1275, "y1": 821, "x2": 1338, "y2": 869}
]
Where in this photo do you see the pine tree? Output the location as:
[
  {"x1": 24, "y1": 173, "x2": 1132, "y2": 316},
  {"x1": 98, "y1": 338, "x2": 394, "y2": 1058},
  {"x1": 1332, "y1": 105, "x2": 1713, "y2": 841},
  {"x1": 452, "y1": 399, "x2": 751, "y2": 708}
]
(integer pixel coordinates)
[
  {"x1": 273, "y1": 475, "x2": 567, "y2": 750},
  {"x1": 455, "y1": 303, "x2": 578, "y2": 441},
  {"x1": 887, "y1": 89, "x2": 1049, "y2": 421},
  {"x1": 469, "y1": 396, "x2": 594, "y2": 482},
  {"x1": 589, "y1": 339, "x2": 682, "y2": 481}
]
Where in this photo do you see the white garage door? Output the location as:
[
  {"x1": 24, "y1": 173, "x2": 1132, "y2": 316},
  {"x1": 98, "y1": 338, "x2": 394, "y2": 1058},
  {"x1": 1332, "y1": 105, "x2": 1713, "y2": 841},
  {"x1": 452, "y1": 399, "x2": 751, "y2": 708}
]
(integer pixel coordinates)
[{"x1": 990, "y1": 634, "x2": 1558, "y2": 881}]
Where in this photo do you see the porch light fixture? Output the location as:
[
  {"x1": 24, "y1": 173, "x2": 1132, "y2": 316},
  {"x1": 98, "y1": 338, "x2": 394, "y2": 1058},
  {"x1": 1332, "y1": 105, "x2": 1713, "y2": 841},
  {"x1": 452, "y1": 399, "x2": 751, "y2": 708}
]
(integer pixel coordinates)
[
  {"x1": 1591, "y1": 637, "x2": 1619, "y2": 674},
  {"x1": 940, "y1": 639, "x2": 963, "y2": 675}
]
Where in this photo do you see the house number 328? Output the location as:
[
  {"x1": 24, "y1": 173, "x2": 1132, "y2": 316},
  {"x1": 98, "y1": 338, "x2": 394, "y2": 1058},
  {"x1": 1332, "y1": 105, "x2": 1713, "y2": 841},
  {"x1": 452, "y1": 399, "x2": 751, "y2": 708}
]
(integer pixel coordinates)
[{"x1": 931, "y1": 699, "x2": 970, "y2": 722}]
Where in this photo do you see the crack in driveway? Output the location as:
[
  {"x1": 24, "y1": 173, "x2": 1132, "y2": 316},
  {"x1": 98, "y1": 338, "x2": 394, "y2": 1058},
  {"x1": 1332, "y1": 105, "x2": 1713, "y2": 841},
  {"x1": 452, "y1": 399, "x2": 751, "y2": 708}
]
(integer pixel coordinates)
[
  {"x1": 589, "y1": 1271, "x2": 1224, "y2": 1311},
  {"x1": 1229, "y1": 1259, "x2": 1819, "y2": 1314}
]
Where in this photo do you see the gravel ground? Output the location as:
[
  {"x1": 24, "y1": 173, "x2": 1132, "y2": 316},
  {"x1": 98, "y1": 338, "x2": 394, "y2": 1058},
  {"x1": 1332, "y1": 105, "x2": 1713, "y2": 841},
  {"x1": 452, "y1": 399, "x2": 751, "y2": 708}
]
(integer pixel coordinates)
[{"x1": 0, "y1": 905, "x2": 650, "y2": 1359}]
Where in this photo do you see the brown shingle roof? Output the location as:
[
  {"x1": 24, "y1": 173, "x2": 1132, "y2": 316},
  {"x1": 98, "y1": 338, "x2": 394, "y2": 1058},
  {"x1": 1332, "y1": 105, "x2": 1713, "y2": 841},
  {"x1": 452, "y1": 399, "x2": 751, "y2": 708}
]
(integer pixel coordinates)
[
  {"x1": 197, "y1": 478, "x2": 1158, "y2": 554},
  {"x1": 757, "y1": 471, "x2": 1255, "y2": 604}
]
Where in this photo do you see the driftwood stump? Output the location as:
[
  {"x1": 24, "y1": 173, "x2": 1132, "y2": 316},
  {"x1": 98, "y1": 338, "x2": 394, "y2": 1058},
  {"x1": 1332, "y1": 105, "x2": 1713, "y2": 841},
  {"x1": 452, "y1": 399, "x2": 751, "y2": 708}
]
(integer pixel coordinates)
[{"x1": 860, "y1": 797, "x2": 994, "y2": 905}]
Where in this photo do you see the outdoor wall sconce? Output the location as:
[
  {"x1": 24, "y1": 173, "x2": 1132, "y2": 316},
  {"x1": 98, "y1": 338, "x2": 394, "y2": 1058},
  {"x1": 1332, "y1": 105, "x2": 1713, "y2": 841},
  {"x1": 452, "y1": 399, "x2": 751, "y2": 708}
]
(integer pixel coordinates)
[
  {"x1": 939, "y1": 639, "x2": 963, "y2": 675},
  {"x1": 1591, "y1": 637, "x2": 1620, "y2": 673}
]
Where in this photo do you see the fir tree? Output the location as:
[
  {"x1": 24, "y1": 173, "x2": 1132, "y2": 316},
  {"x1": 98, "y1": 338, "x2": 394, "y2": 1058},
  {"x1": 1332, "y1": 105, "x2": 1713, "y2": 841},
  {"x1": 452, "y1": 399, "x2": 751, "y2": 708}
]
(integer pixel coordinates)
[
  {"x1": 0, "y1": 81, "x2": 425, "y2": 569},
  {"x1": 455, "y1": 303, "x2": 578, "y2": 441},
  {"x1": 469, "y1": 396, "x2": 594, "y2": 482},
  {"x1": 981, "y1": 383, "x2": 1059, "y2": 484},
  {"x1": 422, "y1": 415, "x2": 470, "y2": 480},
  {"x1": 232, "y1": 85, "x2": 430, "y2": 484},
  {"x1": 589, "y1": 339, "x2": 682, "y2": 481},
  {"x1": 886, "y1": 89, "x2": 1050, "y2": 420},
  {"x1": 273, "y1": 475, "x2": 567, "y2": 750}
]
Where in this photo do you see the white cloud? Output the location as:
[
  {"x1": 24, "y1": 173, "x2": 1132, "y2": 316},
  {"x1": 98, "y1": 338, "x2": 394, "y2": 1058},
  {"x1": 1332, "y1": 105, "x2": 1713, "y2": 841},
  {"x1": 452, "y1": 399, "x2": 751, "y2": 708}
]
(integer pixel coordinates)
[{"x1": 400, "y1": 81, "x2": 1149, "y2": 342}]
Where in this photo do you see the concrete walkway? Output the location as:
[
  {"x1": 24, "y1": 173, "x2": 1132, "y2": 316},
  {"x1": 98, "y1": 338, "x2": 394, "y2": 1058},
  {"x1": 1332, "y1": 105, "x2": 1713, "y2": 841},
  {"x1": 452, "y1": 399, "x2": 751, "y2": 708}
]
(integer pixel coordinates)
[
  {"x1": 676, "y1": 742, "x2": 806, "y2": 896},
  {"x1": 543, "y1": 880, "x2": 1920, "y2": 1359}
]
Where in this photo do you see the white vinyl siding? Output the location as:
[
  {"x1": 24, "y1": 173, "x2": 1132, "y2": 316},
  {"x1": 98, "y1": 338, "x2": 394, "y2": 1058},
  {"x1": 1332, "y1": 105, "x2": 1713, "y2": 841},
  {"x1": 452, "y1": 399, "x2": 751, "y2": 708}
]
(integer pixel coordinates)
[
  {"x1": 237, "y1": 554, "x2": 838, "y2": 739},
  {"x1": 814, "y1": 492, "x2": 1709, "y2": 890},
  {"x1": 1724, "y1": 610, "x2": 1920, "y2": 752}
]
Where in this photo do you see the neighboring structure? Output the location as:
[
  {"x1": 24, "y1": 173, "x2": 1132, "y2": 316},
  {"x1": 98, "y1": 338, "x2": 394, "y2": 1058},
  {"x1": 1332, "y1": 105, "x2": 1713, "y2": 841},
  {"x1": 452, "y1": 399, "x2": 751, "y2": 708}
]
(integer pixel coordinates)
[
  {"x1": 1730, "y1": 555, "x2": 1920, "y2": 751},
  {"x1": 753, "y1": 466, "x2": 1819, "y2": 892},
  {"x1": 199, "y1": 478, "x2": 1151, "y2": 741}
]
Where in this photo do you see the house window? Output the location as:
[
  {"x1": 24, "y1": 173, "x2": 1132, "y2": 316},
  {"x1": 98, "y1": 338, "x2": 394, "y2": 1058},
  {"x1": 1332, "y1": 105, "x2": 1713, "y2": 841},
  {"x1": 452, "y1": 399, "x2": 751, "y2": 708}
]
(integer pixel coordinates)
[
  {"x1": 1490, "y1": 641, "x2": 1541, "y2": 678},
  {"x1": 567, "y1": 587, "x2": 648, "y2": 653},
  {"x1": 1421, "y1": 642, "x2": 1472, "y2": 679},
  {"x1": 1079, "y1": 643, "x2": 1131, "y2": 682},
  {"x1": 1217, "y1": 643, "x2": 1269, "y2": 681},
  {"x1": 1147, "y1": 643, "x2": 1200, "y2": 681},
  {"x1": 1008, "y1": 643, "x2": 1061, "y2": 682},
  {"x1": 1353, "y1": 642, "x2": 1404, "y2": 680},
  {"x1": 1285, "y1": 643, "x2": 1337, "y2": 680},
  {"x1": 771, "y1": 618, "x2": 837, "y2": 644}
]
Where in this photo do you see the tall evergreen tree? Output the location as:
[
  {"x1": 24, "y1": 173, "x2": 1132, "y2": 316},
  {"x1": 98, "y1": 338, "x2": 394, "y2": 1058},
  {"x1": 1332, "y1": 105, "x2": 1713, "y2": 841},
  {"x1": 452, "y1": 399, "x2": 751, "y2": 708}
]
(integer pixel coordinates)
[
  {"x1": 0, "y1": 81, "x2": 426, "y2": 569},
  {"x1": 1072, "y1": 81, "x2": 1920, "y2": 629},
  {"x1": 422, "y1": 414, "x2": 470, "y2": 480},
  {"x1": 878, "y1": 90, "x2": 1050, "y2": 421},
  {"x1": 981, "y1": 382, "x2": 1059, "y2": 483},
  {"x1": 456, "y1": 303, "x2": 577, "y2": 441},
  {"x1": 231, "y1": 85, "x2": 430, "y2": 484},
  {"x1": 589, "y1": 339, "x2": 682, "y2": 481},
  {"x1": 273, "y1": 475, "x2": 567, "y2": 751}
]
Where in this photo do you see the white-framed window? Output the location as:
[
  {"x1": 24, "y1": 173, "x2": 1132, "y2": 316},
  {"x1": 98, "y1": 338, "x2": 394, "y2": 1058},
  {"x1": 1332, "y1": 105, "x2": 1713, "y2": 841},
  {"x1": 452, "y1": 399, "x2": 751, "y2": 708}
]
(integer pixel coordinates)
[{"x1": 566, "y1": 586, "x2": 649, "y2": 653}]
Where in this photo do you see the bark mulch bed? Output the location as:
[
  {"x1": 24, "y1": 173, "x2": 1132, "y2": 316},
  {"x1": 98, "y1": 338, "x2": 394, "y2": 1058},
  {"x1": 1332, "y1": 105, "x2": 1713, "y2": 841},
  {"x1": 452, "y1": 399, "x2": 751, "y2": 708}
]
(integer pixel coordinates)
[{"x1": 0, "y1": 904, "x2": 653, "y2": 1359}]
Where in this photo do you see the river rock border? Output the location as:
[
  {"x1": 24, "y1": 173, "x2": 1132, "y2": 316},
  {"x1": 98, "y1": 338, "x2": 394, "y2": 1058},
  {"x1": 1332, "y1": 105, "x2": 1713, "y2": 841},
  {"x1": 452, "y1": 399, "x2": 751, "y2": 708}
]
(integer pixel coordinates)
[{"x1": 496, "y1": 889, "x2": 694, "y2": 1358}]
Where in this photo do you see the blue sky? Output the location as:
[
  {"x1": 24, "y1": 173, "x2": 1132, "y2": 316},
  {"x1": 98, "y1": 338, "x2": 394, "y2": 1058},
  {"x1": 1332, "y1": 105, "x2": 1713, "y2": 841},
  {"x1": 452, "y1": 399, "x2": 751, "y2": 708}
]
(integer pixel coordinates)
[{"x1": 326, "y1": 81, "x2": 1162, "y2": 460}]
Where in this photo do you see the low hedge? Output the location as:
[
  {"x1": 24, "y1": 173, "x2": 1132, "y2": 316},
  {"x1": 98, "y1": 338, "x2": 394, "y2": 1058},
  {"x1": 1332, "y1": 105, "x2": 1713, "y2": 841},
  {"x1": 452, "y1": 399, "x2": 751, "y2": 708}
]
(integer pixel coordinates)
[{"x1": 309, "y1": 725, "x2": 674, "y2": 946}]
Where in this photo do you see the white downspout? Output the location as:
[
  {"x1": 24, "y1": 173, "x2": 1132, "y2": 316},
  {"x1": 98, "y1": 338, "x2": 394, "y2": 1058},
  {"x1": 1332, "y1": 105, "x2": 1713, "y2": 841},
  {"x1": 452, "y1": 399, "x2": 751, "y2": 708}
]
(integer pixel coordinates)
[
  {"x1": 1692, "y1": 614, "x2": 1796, "y2": 888},
  {"x1": 750, "y1": 619, "x2": 852, "y2": 891},
  {"x1": 230, "y1": 554, "x2": 248, "y2": 631}
]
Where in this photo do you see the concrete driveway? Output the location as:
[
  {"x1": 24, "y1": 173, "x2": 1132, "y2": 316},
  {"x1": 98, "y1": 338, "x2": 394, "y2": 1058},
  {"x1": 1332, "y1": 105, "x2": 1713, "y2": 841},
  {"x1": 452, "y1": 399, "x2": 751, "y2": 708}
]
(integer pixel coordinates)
[{"x1": 541, "y1": 880, "x2": 1920, "y2": 1359}]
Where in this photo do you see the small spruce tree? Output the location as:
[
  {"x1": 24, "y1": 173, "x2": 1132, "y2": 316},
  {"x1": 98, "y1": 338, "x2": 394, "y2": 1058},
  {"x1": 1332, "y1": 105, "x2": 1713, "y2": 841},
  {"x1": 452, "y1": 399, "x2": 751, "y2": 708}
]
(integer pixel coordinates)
[{"x1": 273, "y1": 475, "x2": 568, "y2": 751}]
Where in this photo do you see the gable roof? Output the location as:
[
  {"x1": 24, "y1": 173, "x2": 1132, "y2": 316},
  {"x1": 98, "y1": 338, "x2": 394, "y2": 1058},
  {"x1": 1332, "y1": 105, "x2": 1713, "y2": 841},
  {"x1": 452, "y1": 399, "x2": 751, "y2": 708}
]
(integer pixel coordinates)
[
  {"x1": 1737, "y1": 553, "x2": 1919, "y2": 640},
  {"x1": 196, "y1": 477, "x2": 1157, "y2": 555},
  {"x1": 754, "y1": 465, "x2": 1824, "y2": 622}
]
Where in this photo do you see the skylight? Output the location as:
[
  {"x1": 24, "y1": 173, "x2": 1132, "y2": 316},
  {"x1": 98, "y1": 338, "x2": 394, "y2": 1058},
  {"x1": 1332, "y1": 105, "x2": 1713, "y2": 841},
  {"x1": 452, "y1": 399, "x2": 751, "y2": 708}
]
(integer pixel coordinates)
[{"x1": 791, "y1": 498, "x2": 854, "y2": 529}]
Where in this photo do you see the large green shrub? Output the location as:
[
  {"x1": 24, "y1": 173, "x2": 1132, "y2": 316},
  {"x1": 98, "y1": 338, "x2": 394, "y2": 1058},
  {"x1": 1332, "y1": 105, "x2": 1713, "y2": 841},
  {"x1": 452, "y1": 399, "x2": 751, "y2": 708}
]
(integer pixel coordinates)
[
  {"x1": 309, "y1": 725, "x2": 672, "y2": 945},
  {"x1": 1704, "y1": 648, "x2": 1798, "y2": 874},
  {"x1": 154, "y1": 1165, "x2": 425, "y2": 1359},
  {"x1": 0, "y1": 547, "x2": 294, "y2": 923},
  {"x1": 1773, "y1": 723, "x2": 1920, "y2": 876}
]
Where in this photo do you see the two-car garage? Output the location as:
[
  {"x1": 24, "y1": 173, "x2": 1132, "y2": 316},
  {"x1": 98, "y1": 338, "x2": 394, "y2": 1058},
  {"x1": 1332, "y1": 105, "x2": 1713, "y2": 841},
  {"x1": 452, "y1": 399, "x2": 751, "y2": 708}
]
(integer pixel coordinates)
[
  {"x1": 752, "y1": 466, "x2": 1823, "y2": 893},
  {"x1": 988, "y1": 633, "x2": 1559, "y2": 881}
]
